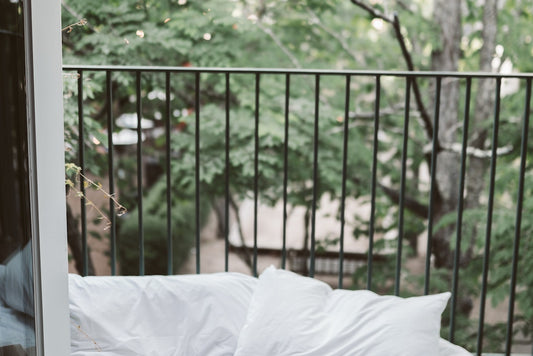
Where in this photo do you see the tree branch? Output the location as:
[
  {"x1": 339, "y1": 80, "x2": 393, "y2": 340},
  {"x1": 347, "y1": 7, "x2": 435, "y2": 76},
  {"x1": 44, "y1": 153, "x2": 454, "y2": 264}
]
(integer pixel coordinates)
[
  {"x1": 350, "y1": 0, "x2": 394, "y2": 23},
  {"x1": 391, "y1": 13, "x2": 434, "y2": 141},
  {"x1": 378, "y1": 182, "x2": 429, "y2": 219},
  {"x1": 423, "y1": 142, "x2": 513, "y2": 159},
  {"x1": 328, "y1": 105, "x2": 421, "y2": 134},
  {"x1": 307, "y1": 8, "x2": 365, "y2": 65},
  {"x1": 349, "y1": 1, "x2": 435, "y2": 143},
  {"x1": 61, "y1": 1, "x2": 98, "y2": 33},
  {"x1": 350, "y1": 176, "x2": 429, "y2": 219},
  {"x1": 256, "y1": 22, "x2": 302, "y2": 69}
]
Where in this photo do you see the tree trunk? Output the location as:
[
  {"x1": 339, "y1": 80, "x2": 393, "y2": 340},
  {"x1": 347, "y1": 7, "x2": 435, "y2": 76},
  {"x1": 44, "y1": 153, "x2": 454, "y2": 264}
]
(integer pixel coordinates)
[
  {"x1": 430, "y1": 0, "x2": 462, "y2": 268},
  {"x1": 465, "y1": 0, "x2": 498, "y2": 261},
  {"x1": 347, "y1": 0, "x2": 498, "y2": 277}
]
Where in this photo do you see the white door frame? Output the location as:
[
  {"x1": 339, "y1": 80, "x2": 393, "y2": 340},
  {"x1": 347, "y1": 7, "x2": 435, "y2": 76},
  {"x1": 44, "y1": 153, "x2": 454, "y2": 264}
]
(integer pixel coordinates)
[{"x1": 26, "y1": 0, "x2": 70, "y2": 354}]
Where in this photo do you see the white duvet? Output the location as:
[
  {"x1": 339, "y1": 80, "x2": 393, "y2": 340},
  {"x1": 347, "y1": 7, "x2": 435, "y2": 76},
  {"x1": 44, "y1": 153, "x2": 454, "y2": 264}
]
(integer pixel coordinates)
[{"x1": 69, "y1": 268, "x2": 471, "y2": 356}]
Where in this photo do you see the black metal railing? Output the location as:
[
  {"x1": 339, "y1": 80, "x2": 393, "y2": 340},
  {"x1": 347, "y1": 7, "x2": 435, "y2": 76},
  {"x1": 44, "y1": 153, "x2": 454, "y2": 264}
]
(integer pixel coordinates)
[{"x1": 63, "y1": 65, "x2": 533, "y2": 355}]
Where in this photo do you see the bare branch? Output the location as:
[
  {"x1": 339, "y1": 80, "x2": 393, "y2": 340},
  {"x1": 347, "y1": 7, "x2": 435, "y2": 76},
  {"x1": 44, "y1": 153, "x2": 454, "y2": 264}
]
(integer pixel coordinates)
[
  {"x1": 62, "y1": 18, "x2": 88, "y2": 33},
  {"x1": 350, "y1": 175, "x2": 428, "y2": 219},
  {"x1": 350, "y1": 0, "x2": 394, "y2": 23},
  {"x1": 61, "y1": 1, "x2": 98, "y2": 33},
  {"x1": 65, "y1": 163, "x2": 127, "y2": 231},
  {"x1": 378, "y1": 183, "x2": 429, "y2": 219},
  {"x1": 349, "y1": 1, "x2": 435, "y2": 142},
  {"x1": 256, "y1": 22, "x2": 302, "y2": 69},
  {"x1": 328, "y1": 105, "x2": 421, "y2": 134},
  {"x1": 423, "y1": 142, "x2": 513, "y2": 159},
  {"x1": 397, "y1": 0, "x2": 415, "y2": 15},
  {"x1": 390, "y1": 14, "x2": 434, "y2": 141},
  {"x1": 307, "y1": 8, "x2": 365, "y2": 64}
]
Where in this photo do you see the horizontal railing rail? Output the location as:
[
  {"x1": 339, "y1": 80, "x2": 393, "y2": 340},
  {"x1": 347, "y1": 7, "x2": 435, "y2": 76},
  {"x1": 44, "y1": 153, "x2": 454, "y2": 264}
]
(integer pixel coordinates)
[
  {"x1": 64, "y1": 64, "x2": 533, "y2": 78},
  {"x1": 64, "y1": 65, "x2": 532, "y2": 356}
]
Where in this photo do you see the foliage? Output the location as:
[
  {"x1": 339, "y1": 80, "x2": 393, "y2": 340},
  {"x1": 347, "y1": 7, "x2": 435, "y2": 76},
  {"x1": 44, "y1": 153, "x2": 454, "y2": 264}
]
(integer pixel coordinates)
[{"x1": 117, "y1": 177, "x2": 210, "y2": 275}]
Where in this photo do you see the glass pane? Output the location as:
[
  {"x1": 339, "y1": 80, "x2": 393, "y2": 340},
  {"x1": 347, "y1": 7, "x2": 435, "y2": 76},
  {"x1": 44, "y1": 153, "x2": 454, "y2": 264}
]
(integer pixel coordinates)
[{"x1": 0, "y1": 0, "x2": 37, "y2": 354}]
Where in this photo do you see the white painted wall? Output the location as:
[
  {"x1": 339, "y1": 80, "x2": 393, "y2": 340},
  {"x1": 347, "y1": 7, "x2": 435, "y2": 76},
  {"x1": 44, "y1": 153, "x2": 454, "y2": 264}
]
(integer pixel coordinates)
[{"x1": 27, "y1": 0, "x2": 70, "y2": 354}]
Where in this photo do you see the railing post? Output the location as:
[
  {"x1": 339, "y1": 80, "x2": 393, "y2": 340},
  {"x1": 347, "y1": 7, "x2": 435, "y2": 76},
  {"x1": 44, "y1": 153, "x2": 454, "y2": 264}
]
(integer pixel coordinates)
[
  {"x1": 309, "y1": 74, "x2": 320, "y2": 278},
  {"x1": 195, "y1": 72, "x2": 201, "y2": 274},
  {"x1": 165, "y1": 71, "x2": 172, "y2": 275},
  {"x1": 253, "y1": 73, "x2": 260, "y2": 277},
  {"x1": 367, "y1": 75, "x2": 381, "y2": 291},
  {"x1": 424, "y1": 76, "x2": 442, "y2": 295},
  {"x1": 338, "y1": 74, "x2": 351, "y2": 288},
  {"x1": 224, "y1": 72, "x2": 231, "y2": 272},
  {"x1": 106, "y1": 70, "x2": 117, "y2": 276},
  {"x1": 281, "y1": 74, "x2": 290, "y2": 270},
  {"x1": 135, "y1": 70, "x2": 144, "y2": 276},
  {"x1": 505, "y1": 77, "x2": 531, "y2": 356},
  {"x1": 395, "y1": 76, "x2": 411, "y2": 296},
  {"x1": 77, "y1": 69, "x2": 88, "y2": 277}
]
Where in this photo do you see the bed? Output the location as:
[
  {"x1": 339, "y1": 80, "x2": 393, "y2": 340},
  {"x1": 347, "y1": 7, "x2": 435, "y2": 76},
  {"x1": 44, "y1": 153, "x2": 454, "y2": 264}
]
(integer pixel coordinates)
[
  {"x1": 0, "y1": 242, "x2": 472, "y2": 355},
  {"x1": 68, "y1": 268, "x2": 471, "y2": 356}
]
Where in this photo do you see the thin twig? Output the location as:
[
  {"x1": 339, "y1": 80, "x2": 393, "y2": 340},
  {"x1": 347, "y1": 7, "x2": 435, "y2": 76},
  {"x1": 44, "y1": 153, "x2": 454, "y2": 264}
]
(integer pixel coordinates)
[
  {"x1": 307, "y1": 8, "x2": 364, "y2": 65},
  {"x1": 256, "y1": 22, "x2": 302, "y2": 69},
  {"x1": 61, "y1": 0, "x2": 98, "y2": 32},
  {"x1": 62, "y1": 18, "x2": 88, "y2": 33},
  {"x1": 65, "y1": 163, "x2": 127, "y2": 230}
]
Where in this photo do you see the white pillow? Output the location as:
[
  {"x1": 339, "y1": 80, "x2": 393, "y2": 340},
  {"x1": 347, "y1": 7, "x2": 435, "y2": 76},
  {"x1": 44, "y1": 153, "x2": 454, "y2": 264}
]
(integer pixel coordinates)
[
  {"x1": 69, "y1": 272, "x2": 257, "y2": 356},
  {"x1": 438, "y1": 338, "x2": 472, "y2": 356},
  {"x1": 0, "y1": 243, "x2": 35, "y2": 317},
  {"x1": 235, "y1": 266, "x2": 451, "y2": 356}
]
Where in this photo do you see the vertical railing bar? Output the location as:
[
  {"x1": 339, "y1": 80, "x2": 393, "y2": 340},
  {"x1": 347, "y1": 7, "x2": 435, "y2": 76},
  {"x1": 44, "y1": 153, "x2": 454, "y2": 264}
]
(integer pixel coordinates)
[
  {"x1": 505, "y1": 77, "x2": 531, "y2": 356},
  {"x1": 367, "y1": 75, "x2": 381, "y2": 291},
  {"x1": 450, "y1": 78, "x2": 474, "y2": 343},
  {"x1": 106, "y1": 70, "x2": 117, "y2": 276},
  {"x1": 470, "y1": 78, "x2": 501, "y2": 346},
  {"x1": 136, "y1": 71, "x2": 144, "y2": 276},
  {"x1": 253, "y1": 73, "x2": 260, "y2": 277},
  {"x1": 338, "y1": 74, "x2": 351, "y2": 288},
  {"x1": 224, "y1": 72, "x2": 230, "y2": 272},
  {"x1": 281, "y1": 74, "x2": 290, "y2": 269},
  {"x1": 395, "y1": 76, "x2": 411, "y2": 296},
  {"x1": 310, "y1": 74, "x2": 320, "y2": 278},
  {"x1": 195, "y1": 72, "x2": 201, "y2": 274},
  {"x1": 165, "y1": 71, "x2": 173, "y2": 275},
  {"x1": 77, "y1": 70, "x2": 88, "y2": 277},
  {"x1": 424, "y1": 77, "x2": 442, "y2": 294}
]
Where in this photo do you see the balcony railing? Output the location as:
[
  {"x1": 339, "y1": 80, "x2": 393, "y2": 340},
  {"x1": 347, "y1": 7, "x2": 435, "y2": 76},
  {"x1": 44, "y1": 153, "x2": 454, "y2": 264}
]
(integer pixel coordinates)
[{"x1": 63, "y1": 65, "x2": 532, "y2": 355}]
